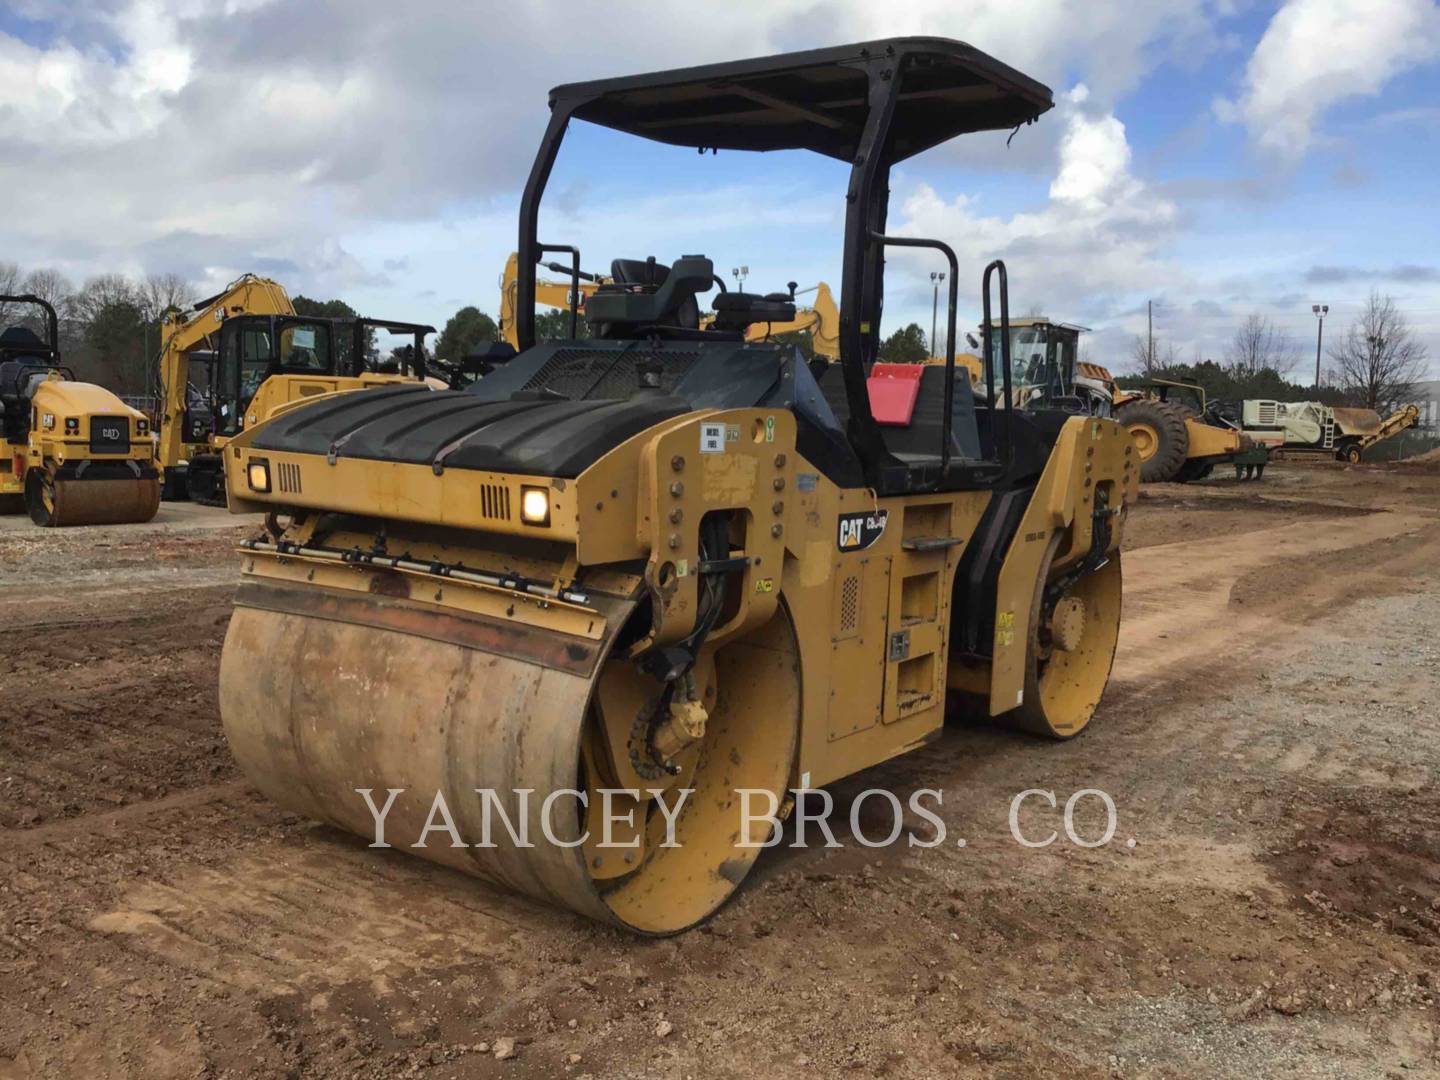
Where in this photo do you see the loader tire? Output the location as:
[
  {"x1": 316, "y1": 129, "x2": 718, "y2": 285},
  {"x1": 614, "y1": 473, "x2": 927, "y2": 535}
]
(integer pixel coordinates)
[{"x1": 1116, "y1": 399, "x2": 1189, "y2": 482}]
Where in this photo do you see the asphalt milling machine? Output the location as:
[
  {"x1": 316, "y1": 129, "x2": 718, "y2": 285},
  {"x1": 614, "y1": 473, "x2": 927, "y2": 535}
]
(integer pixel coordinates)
[{"x1": 217, "y1": 38, "x2": 1139, "y2": 933}]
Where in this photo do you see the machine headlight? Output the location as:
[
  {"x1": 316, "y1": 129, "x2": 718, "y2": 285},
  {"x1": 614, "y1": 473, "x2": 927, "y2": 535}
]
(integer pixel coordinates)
[
  {"x1": 137, "y1": 419, "x2": 149, "y2": 434},
  {"x1": 520, "y1": 485, "x2": 551, "y2": 526},
  {"x1": 247, "y1": 459, "x2": 271, "y2": 493},
  {"x1": 65, "y1": 417, "x2": 79, "y2": 433}
]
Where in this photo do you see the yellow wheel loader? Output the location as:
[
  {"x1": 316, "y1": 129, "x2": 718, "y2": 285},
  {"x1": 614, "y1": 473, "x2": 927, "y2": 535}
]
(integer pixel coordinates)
[
  {"x1": 218, "y1": 39, "x2": 1136, "y2": 934},
  {"x1": 1114, "y1": 379, "x2": 1259, "y2": 482},
  {"x1": 955, "y1": 317, "x2": 1115, "y2": 415},
  {"x1": 1, "y1": 295, "x2": 160, "y2": 526},
  {"x1": 951, "y1": 323, "x2": 1257, "y2": 483}
]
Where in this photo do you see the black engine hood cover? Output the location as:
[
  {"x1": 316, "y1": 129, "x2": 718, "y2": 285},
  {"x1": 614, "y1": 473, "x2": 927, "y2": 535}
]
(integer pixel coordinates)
[{"x1": 247, "y1": 337, "x2": 860, "y2": 482}]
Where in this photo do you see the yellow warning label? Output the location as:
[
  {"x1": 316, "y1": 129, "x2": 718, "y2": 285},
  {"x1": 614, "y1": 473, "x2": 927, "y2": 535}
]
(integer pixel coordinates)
[{"x1": 995, "y1": 610, "x2": 1015, "y2": 648}]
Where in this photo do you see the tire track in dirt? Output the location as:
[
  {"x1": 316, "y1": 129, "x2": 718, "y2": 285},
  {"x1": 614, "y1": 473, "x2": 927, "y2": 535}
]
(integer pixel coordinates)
[
  {"x1": 5, "y1": 473, "x2": 1440, "y2": 1078},
  {"x1": 1114, "y1": 510, "x2": 1433, "y2": 686}
]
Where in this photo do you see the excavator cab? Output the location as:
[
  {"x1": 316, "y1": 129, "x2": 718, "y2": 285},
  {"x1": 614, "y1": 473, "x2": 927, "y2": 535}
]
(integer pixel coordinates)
[
  {"x1": 218, "y1": 39, "x2": 1136, "y2": 934},
  {"x1": 215, "y1": 315, "x2": 337, "y2": 436},
  {"x1": 347, "y1": 318, "x2": 434, "y2": 378}
]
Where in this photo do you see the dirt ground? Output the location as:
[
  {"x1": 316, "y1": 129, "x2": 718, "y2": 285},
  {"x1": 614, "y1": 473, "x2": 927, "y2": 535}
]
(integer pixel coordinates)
[{"x1": 2, "y1": 459, "x2": 1438, "y2": 1079}]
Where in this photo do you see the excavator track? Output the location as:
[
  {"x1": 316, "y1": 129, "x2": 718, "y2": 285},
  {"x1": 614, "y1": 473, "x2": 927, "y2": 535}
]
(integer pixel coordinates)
[{"x1": 219, "y1": 573, "x2": 800, "y2": 935}]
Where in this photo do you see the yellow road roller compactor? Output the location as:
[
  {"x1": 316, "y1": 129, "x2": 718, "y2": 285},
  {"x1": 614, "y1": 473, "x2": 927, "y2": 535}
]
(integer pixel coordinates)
[
  {"x1": 218, "y1": 39, "x2": 1138, "y2": 933},
  {"x1": 1, "y1": 294, "x2": 161, "y2": 526}
]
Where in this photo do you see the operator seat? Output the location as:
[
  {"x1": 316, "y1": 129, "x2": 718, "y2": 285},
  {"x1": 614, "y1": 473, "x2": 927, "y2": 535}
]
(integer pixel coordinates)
[
  {"x1": 0, "y1": 333, "x2": 51, "y2": 442},
  {"x1": 711, "y1": 291, "x2": 796, "y2": 332},
  {"x1": 586, "y1": 256, "x2": 712, "y2": 335}
]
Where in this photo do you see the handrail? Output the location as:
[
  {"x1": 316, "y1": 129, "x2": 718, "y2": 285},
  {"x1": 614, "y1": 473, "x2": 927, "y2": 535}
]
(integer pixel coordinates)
[
  {"x1": 0, "y1": 293, "x2": 60, "y2": 356},
  {"x1": 538, "y1": 244, "x2": 582, "y2": 340},
  {"x1": 981, "y1": 260, "x2": 1014, "y2": 469},
  {"x1": 871, "y1": 233, "x2": 959, "y2": 472}
]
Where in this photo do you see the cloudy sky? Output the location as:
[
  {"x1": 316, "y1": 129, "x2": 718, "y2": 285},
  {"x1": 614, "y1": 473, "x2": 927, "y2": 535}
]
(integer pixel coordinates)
[{"x1": 2, "y1": 0, "x2": 1438, "y2": 375}]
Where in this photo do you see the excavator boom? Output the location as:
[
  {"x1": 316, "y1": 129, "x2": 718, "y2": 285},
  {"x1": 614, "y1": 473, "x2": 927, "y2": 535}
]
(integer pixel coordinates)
[
  {"x1": 740, "y1": 282, "x2": 840, "y2": 358},
  {"x1": 498, "y1": 252, "x2": 605, "y2": 349},
  {"x1": 156, "y1": 274, "x2": 294, "y2": 482}
]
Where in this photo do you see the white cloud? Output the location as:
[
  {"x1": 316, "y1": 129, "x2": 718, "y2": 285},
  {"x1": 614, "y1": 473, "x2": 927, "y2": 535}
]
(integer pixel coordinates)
[
  {"x1": 1218, "y1": 0, "x2": 1440, "y2": 156},
  {"x1": 891, "y1": 88, "x2": 1180, "y2": 321},
  {"x1": 13, "y1": 0, "x2": 1437, "y2": 377},
  {"x1": 0, "y1": 0, "x2": 1222, "y2": 291}
]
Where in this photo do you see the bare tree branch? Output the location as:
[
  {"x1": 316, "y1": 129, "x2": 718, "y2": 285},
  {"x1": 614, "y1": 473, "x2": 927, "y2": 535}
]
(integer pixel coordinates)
[
  {"x1": 1225, "y1": 314, "x2": 1300, "y2": 379},
  {"x1": 1328, "y1": 291, "x2": 1429, "y2": 411},
  {"x1": 138, "y1": 272, "x2": 198, "y2": 323},
  {"x1": 0, "y1": 261, "x2": 22, "y2": 325},
  {"x1": 21, "y1": 268, "x2": 76, "y2": 319},
  {"x1": 1130, "y1": 333, "x2": 1180, "y2": 375},
  {"x1": 1130, "y1": 333, "x2": 1156, "y2": 375}
]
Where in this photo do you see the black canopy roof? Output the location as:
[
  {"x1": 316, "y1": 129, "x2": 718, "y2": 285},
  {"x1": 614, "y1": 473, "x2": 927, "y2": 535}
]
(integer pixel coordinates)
[{"x1": 551, "y1": 37, "x2": 1053, "y2": 162}]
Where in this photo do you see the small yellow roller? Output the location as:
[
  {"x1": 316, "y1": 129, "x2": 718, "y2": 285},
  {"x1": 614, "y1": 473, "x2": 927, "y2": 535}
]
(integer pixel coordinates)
[{"x1": 1, "y1": 295, "x2": 161, "y2": 528}]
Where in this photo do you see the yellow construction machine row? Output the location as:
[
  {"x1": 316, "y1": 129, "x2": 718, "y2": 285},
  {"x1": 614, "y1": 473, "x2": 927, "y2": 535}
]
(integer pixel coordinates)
[
  {"x1": 1, "y1": 295, "x2": 160, "y2": 526},
  {"x1": 950, "y1": 318, "x2": 1262, "y2": 482},
  {"x1": 154, "y1": 275, "x2": 435, "y2": 504},
  {"x1": 216, "y1": 39, "x2": 1138, "y2": 934}
]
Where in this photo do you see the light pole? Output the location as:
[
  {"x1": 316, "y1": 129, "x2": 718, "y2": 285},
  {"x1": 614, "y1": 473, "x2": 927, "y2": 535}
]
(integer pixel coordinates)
[
  {"x1": 731, "y1": 265, "x2": 748, "y2": 291},
  {"x1": 930, "y1": 271, "x2": 945, "y2": 357},
  {"x1": 1311, "y1": 303, "x2": 1328, "y2": 392}
]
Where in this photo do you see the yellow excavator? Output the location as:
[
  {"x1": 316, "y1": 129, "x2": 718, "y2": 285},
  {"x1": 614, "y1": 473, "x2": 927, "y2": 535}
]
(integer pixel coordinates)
[
  {"x1": 498, "y1": 251, "x2": 607, "y2": 349},
  {"x1": 703, "y1": 280, "x2": 840, "y2": 357},
  {"x1": 218, "y1": 39, "x2": 1136, "y2": 934},
  {"x1": 155, "y1": 275, "x2": 435, "y2": 503},
  {"x1": 1, "y1": 294, "x2": 161, "y2": 526},
  {"x1": 155, "y1": 275, "x2": 294, "y2": 501}
]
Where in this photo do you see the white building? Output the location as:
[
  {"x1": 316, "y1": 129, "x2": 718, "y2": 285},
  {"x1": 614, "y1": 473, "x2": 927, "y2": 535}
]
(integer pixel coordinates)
[{"x1": 1414, "y1": 380, "x2": 1440, "y2": 433}]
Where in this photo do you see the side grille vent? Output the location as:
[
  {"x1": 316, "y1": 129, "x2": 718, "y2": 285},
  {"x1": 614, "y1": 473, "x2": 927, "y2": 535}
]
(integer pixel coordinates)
[
  {"x1": 277, "y1": 461, "x2": 303, "y2": 494},
  {"x1": 839, "y1": 575, "x2": 860, "y2": 634},
  {"x1": 480, "y1": 483, "x2": 510, "y2": 520}
]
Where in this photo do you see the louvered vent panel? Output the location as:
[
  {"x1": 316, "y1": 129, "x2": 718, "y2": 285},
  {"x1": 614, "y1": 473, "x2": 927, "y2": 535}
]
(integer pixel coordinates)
[
  {"x1": 480, "y1": 483, "x2": 510, "y2": 520},
  {"x1": 277, "y1": 461, "x2": 302, "y2": 494}
]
